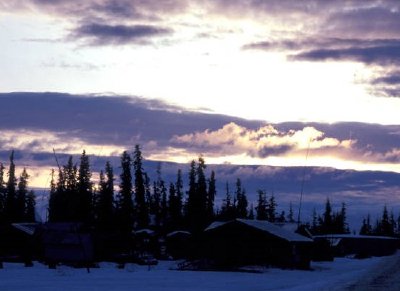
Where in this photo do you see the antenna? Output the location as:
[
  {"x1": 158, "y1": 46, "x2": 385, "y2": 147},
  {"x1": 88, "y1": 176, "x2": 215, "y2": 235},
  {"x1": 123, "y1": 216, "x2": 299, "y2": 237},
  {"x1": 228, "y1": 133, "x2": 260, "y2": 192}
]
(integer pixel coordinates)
[
  {"x1": 297, "y1": 139, "x2": 311, "y2": 227},
  {"x1": 52, "y1": 148, "x2": 62, "y2": 174}
]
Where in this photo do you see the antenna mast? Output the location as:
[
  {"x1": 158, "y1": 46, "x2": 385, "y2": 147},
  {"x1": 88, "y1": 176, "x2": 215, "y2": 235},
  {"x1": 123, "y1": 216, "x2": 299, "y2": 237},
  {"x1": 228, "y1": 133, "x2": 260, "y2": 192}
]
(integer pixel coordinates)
[{"x1": 297, "y1": 140, "x2": 311, "y2": 226}]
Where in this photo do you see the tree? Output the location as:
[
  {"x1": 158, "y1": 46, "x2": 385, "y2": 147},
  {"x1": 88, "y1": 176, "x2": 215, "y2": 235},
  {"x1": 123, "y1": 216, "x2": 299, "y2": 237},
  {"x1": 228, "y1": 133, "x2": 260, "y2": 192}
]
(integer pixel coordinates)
[
  {"x1": 256, "y1": 190, "x2": 268, "y2": 220},
  {"x1": 206, "y1": 170, "x2": 216, "y2": 222},
  {"x1": 116, "y1": 151, "x2": 134, "y2": 233},
  {"x1": 25, "y1": 190, "x2": 36, "y2": 222},
  {"x1": 287, "y1": 202, "x2": 295, "y2": 223},
  {"x1": 5, "y1": 150, "x2": 17, "y2": 222},
  {"x1": 321, "y1": 198, "x2": 332, "y2": 233},
  {"x1": 175, "y1": 169, "x2": 184, "y2": 226},
  {"x1": 266, "y1": 194, "x2": 277, "y2": 222},
  {"x1": 16, "y1": 168, "x2": 29, "y2": 222},
  {"x1": 133, "y1": 145, "x2": 148, "y2": 228},
  {"x1": 168, "y1": 182, "x2": 178, "y2": 230},
  {"x1": 220, "y1": 182, "x2": 235, "y2": 220},
  {"x1": 235, "y1": 178, "x2": 248, "y2": 219},
  {"x1": 360, "y1": 214, "x2": 372, "y2": 235},
  {"x1": 0, "y1": 162, "x2": 5, "y2": 222},
  {"x1": 96, "y1": 161, "x2": 114, "y2": 230},
  {"x1": 248, "y1": 204, "x2": 255, "y2": 220},
  {"x1": 77, "y1": 150, "x2": 93, "y2": 223}
]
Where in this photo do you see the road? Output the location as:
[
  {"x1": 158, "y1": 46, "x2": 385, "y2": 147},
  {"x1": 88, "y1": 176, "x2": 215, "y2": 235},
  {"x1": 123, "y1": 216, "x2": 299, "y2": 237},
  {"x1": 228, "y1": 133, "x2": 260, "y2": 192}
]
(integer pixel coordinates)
[{"x1": 346, "y1": 252, "x2": 400, "y2": 290}]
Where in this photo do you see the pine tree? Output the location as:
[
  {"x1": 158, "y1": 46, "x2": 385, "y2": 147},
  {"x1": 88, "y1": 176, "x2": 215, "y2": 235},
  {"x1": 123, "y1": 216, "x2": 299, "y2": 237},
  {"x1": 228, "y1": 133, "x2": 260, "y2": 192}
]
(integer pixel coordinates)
[
  {"x1": 160, "y1": 179, "x2": 168, "y2": 229},
  {"x1": 168, "y1": 182, "x2": 178, "y2": 230},
  {"x1": 96, "y1": 162, "x2": 114, "y2": 230},
  {"x1": 220, "y1": 182, "x2": 235, "y2": 220},
  {"x1": 175, "y1": 169, "x2": 184, "y2": 226},
  {"x1": 256, "y1": 190, "x2": 268, "y2": 220},
  {"x1": 16, "y1": 168, "x2": 29, "y2": 222},
  {"x1": 206, "y1": 170, "x2": 216, "y2": 222},
  {"x1": 77, "y1": 150, "x2": 93, "y2": 223},
  {"x1": 235, "y1": 178, "x2": 248, "y2": 219},
  {"x1": 25, "y1": 190, "x2": 36, "y2": 222},
  {"x1": 116, "y1": 151, "x2": 133, "y2": 233},
  {"x1": 321, "y1": 198, "x2": 332, "y2": 233},
  {"x1": 48, "y1": 169, "x2": 60, "y2": 222},
  {"x1": 5, "y1": 150, "x2": 17, "y2": 222},
  {"x1": 151, "y1": 181, "x2": 161, "y2": 227},
  {"x1": 360, "y1": 214, "x2": 372, "y2": 235},
  {"x1": 266, "y1": 194, "x2": 277, "y2": 222},
  {"x1": 379, "y1": 205, "x2": 394, "y2": 236},
  {"x1": 248, "y1": 203, "x2": 255, "y2": 220},
  {"x1": 133, "y1": 145, "x2": 148, "y2": 228},
  {"x1": 0, "y1": 162, "x2": 5, "y2": 223},
  {"x1": 62, "y1": 156, "x2": 78, "y2": 221},
  {"x1": 287, "y1": 202, "x2": 295, "y2": 223}
]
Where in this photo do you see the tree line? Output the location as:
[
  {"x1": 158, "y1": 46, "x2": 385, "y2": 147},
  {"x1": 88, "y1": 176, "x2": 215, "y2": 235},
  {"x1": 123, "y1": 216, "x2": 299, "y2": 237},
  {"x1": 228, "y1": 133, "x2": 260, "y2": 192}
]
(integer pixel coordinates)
[
  {"x1": 0, "y1": 151, "x2": 36, "y2": 224},
  {"x1": 1, "y1": 146, "x2": 399, "y2": 238}
]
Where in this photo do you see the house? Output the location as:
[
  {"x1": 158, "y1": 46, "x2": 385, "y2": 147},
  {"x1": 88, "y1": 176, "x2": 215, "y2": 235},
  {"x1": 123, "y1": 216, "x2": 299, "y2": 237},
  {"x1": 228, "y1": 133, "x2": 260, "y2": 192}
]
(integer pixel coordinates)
[
  {"x1": 166, "y1": 231, "x2": 192, "y2": 259},
  {"x1": 313, "y1": 234, "x2": 400, "y2": 258},
  {"x1": 202, "y1": 219, "x2": 313, "y2": 269},
  {"x1": 0, "y1": 223, "x2": 39, "y2": 267},
  {"x1": 35, "y1": 223, "x2": 94, "y2": 267}
]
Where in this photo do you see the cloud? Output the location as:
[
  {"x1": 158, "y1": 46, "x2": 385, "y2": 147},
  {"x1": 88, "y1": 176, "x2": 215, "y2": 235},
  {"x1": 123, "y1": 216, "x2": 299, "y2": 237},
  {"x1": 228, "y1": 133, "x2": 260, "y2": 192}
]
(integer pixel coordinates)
[
  {"x1": 71, "y1": 22, "x2": 173, "y2": 46},
  {"x1": 0, "y1": 92, "x2": 264, "y2": 151},
  {"x1": 171, "y1": 122, "x2": 354, "y2": 158},
  {"x1": 291, "y1": 43, "x2": 400, "y2": 65},
  {"x1": 367, "y1": 70, "x2": 400, "y2": 98},
  {"x1": 0, "y1": 92, "x2": 399, "y2": 174}
]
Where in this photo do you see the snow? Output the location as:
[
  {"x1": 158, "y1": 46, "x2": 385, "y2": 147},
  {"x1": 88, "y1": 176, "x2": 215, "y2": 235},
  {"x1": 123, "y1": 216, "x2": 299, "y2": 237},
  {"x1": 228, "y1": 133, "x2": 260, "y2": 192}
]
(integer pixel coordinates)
[
  {"x1": 205, "y1": 219, "x2": 313, "y2": 242},
  {"x1": 0, "y1": 255, "x2": 394, "y2": 291}
]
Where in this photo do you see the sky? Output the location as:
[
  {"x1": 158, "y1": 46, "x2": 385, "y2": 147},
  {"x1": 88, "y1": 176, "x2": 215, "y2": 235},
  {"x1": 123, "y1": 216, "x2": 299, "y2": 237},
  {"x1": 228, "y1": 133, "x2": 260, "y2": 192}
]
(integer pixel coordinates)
[{"x1": 0, "y1": 1, "x2": 400, "y2": 193}]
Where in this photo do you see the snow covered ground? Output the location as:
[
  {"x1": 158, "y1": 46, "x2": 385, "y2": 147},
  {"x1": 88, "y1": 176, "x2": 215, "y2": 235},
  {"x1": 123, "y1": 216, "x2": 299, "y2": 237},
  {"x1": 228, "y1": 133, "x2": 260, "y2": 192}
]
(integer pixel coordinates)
[{"x1": 0, "y1": 255, "x2": 395, "y2": 291}]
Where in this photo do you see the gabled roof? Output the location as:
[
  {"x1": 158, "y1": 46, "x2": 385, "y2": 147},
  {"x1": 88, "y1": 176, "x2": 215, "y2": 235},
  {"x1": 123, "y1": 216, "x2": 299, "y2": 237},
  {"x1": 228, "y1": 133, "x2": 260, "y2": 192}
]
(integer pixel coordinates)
[
  {"x1": 11, "y1": 223, "x2": 38, "y2": 235},
  {"x1": 205, "y1": 219, "x2": 313, "y2": 243}
]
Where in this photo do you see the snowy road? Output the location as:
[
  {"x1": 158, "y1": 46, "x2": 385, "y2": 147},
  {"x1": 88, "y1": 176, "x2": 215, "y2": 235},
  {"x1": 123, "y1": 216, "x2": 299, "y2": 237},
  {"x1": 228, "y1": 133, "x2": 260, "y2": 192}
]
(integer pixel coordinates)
[
  {"x1": 345, "y1": 252, "x2": 400, "y2": 290},
  {"x1": 0, "y1": 255, "x2": 397, "y2": 291}
]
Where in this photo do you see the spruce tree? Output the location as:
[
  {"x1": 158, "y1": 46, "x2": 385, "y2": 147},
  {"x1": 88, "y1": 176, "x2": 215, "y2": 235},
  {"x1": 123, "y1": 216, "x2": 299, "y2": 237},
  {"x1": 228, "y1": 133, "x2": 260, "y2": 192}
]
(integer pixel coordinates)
[
  {"x1": 116, "y1": 151, "x2": 133, "y2": 233},
  {"x1": 160, "y1": 178, "x2": 168, "y2": 229},
  {"x1": 322, "y1": 198, "x2": 332, "y2": 233},
  {"x1": 5, "y1": 150, "x2": 17, "y2": 222},
  {"x1": 267, "y1": 194, "x2": 277, "y2": 222},
  {"x1": 256, "y1": 190, "x2": 268, "y2": 220},
  {"x1": 235, "y1": 178, "x2": 248, "y2": 219},
  {"x1": 175, "y1": 169, "x2": 184, "y2": 226},
  {"x1": 0, "y1": 163, "x2": 5, "y2": 223},
  {"x1": 48, "y1": 169, "x2": 59, "y2": 222},
  {"x1": 220, "y1": 182, "x2": 235, "y2": 220},
  {"x1": 77, "y1": 150, "x2": 93, "y2": 223},
  {"x1": 168, "y1": 182, "x2": 178, "y2": 230},
  {"x1": 25, "y1": 190, "x2": 36, "y2": 222},
  {"x1": 248, "y1": 203, "x2": 255, "y2": 220},
  {"x1": 133, "y1": 145, "x2": 148, "y2": 228},
  {"x1": 287, "y1": 202, "x2": 295, "y2": 223},
  {"x1": 16, "y1": 168, "x2": 29, "y2": 222},
  {"x1": 96, "y1": 162, "x2": 114, "y2": 230},
  {"x1": 206, "y1": 170, "x2": 216, "y2": 222}
]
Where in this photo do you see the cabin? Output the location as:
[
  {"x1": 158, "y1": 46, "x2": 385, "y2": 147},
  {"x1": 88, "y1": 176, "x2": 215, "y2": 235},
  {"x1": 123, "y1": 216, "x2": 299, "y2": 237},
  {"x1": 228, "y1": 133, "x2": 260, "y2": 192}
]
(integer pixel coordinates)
[
  {"x1": 0, "y1": 223, "x2": 39, "y2": 266},
  {"x1": 313, "y1": 234, "x2": 400, "y2": 258},
  {"x1": 166, "y1": 231, "x2": 192, "y2": 259},
  {"x1": 35, "y1": 223, "x2": 94, "y2": 267},
  {"x1": 202, "y1": 219, "x2": 313, "y2": 269}
]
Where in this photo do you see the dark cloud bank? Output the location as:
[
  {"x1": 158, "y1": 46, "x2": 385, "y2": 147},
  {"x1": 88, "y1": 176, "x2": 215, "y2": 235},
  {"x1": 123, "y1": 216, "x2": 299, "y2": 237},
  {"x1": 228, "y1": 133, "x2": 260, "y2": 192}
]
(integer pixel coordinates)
[{"x1": 0, "y1": 92, "x2": 399, "y2": 230}]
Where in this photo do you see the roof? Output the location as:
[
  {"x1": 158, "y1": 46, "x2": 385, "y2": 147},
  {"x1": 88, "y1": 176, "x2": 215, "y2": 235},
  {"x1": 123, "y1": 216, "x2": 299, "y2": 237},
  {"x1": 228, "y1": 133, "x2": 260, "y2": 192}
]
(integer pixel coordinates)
[
  {"x1": 11, "y1": 223, "x2": 38, "y2": 235},
  {"x1": 205, "y1": 219, "x2": 313, "y2": 243},
  {"x1": 314, "y1": 234, "x2": 399, "y2": 240},
  {"x1": 134, "y1": 229, "x2": 155, "y2": 236},
  {"x1": 166, "y1": 231, "x2": 191, "y2": 237}
]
